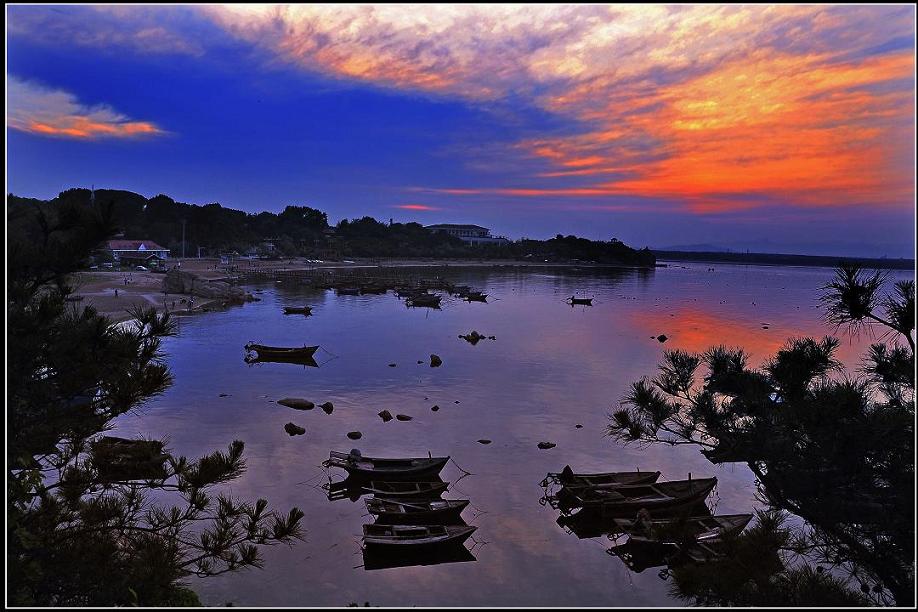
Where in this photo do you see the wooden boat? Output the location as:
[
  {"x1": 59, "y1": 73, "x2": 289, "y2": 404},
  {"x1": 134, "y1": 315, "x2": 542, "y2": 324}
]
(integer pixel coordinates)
[
  {"x1": 366, "y1": 498, "x2": 469, "y2": 524},
  {"x1": 562, "y1": 478, "x2": 717, "y2": 515},
  {"x1": 283, "y1": 306, "x2": 312, "y2": 315},
  {"x1": 612, "y1": 513, "x2": 752, "y2": 542},
  {"x1": 336, "y1": 287, "x2": 360, "y2": 296},
  {"x1": 364, "y1": 481, "x2": 449, "y2": 498},
  {"x1": 362, "y1": 524, "x2": 477, "y2": 548},
  {"x1": 407, "y1": 293, "x2": 442, "y2": 308},
  {"x1": 323, "y1": 450, "x2": 449, "y2": 480},
  {"x1": 541, "y1": 467, "x2": 661, "y2": 488},
  {"x1": 466, "y1": 291, "x2": 488, "y2": 302},
  {"x1": 567, "y1": 296, "x2": 593, "y2": 306},
  {"x1": 359, "y1": 285, "x2": 388, "y2": 295},
  {"x1": 244, "y1": 342, "x2": 318, "y2": 360},
  {"x1": 91, "y1": 436, "x2": 169, "y2": 481}
]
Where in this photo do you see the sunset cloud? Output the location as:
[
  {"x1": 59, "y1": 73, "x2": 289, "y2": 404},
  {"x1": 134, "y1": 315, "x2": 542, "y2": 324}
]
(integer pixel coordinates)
[
  {"x1": 8, "y1": 77, "x2": 167, "y2": 140},
  {"x1": 201, "y1": 5, "x2": 914, "y2": 214},
  {"x1": 394, "y1": 204, "x2": 441, "y2": 211},
  {"x1": 6, "y1": 5, "x2": 915, "y2": 221}
]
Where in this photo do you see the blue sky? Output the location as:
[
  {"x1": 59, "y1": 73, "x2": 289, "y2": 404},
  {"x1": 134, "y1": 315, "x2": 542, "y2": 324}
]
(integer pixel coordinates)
[{"x1": 6, "y1": 5, "x2": 916, "y2": 257}]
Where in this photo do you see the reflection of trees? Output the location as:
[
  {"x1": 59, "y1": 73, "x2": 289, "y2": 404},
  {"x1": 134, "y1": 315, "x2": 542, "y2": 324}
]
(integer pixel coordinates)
[
  {"x1": 608, "y1": 266, "x2": 914, "y2": 606},
  {"x1": 8, "y1": 201, "x2": 304, "y2": 605},
  {"x1": 668, "y1": 510, "x2": 870, "y2": 606}
]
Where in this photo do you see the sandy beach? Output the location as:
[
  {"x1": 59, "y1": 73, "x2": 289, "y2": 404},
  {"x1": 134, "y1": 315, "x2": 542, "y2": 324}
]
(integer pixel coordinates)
[{"x1": 70, "y1": 257, "x2": 648, "y2": 323}]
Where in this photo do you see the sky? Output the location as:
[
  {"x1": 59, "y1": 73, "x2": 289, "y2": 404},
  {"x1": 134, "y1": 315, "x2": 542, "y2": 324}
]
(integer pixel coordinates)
[{"x1": 6, "y1": 4, "x2": 917, "y2": 257}]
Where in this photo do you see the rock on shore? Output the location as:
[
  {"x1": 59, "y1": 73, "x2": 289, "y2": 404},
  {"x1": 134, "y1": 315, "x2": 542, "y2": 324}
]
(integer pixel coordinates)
[{"x1": 163, "y1": 269, "x2": 253, "y2": 303}]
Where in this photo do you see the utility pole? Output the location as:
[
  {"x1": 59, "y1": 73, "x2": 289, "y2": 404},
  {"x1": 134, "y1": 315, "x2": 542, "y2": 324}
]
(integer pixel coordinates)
[{"x1": 182, "y1": 219, "x2": 187, "y2": 259}]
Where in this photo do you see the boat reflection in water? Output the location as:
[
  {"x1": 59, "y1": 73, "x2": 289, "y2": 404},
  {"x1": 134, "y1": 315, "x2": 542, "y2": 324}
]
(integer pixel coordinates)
[
  {"x1": 323, "y1": 476, "x2": 449, "y2": 502},
  {"x1": 555, "y1": 502, "x2": 711, "y2": 540},
  {"x1": 362, "y1": 542, "x2": 477, "y2": 571}
]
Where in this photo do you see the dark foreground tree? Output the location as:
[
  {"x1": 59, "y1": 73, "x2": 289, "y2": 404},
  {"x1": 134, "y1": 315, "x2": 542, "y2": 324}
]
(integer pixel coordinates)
[
  {"x1": 609, "y1": 265, "x2": 915, "y2": 606},
  {"x1": 7, "y1": 200, "x2": 304, "y2": 606}
]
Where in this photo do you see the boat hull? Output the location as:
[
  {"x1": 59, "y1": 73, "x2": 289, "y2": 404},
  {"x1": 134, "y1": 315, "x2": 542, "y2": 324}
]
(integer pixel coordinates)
[{"x1": 362, "y1": 524, "x2": 477, "y2": 548}]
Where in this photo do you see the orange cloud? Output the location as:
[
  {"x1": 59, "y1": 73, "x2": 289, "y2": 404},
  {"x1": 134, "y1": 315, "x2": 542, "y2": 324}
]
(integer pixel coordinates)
[
  {"x1": 394, "y1": 204, "x2": 440, "y2": 211},
  {"x1": 9, "y1": 77, "x2": 167, "y2": 140}
]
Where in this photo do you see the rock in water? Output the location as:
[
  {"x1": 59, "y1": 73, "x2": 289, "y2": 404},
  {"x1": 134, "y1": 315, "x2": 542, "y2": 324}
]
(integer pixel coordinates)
[
  {"x1": 430, "y1": 354, "x2": 442, "y2": 367},
  {"x1": 347, "y1": 431, "x2": 362, "y2": 440},
  {"x1": 278, "y1": 398, "x2": 314, "y2": 410},
  {"x1": 284, "y1": 423, "x2": 305, "y2": 436},
  {"x1": 537, "y1": 441, "x2": 556, "y2": 450},
  {"x1": 320, "y1": 402, "x2": 334, "y2": 415},
  {"x1": 396, "y1": 414, "x2": 413, "y2": 421},
  {"x1": 378, "y1": 410, "x2": 393, "y2": 422}
]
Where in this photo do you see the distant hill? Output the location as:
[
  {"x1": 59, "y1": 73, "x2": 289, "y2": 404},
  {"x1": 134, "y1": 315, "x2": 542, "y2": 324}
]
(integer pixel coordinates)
[
  {"x1": 652, "y1": 243, "x2": 733, "y2": 253},
  {"x1": 653, "y1": 250, "x2": 914, "y2": 271}
]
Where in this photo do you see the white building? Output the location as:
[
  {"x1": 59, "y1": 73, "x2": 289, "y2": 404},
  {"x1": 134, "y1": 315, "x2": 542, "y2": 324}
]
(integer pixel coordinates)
[{"x1": 425, "y1": 224, "x2": 510, "y2": 245}]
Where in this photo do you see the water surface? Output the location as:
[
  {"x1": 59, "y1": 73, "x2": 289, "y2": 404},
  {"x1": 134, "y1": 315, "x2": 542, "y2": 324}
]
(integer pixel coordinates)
[{"x1": 112, "y1": 262, "x2": 912, "y2": 606}]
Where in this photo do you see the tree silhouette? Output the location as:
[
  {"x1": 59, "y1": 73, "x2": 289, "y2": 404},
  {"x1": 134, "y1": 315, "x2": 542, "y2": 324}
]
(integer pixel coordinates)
[
  {"x1": 7, "y1": 199, "x2": 304, "y2": 605},
  {"x1": 608, "y1": 265, "x2": 914, "y2": 605}
]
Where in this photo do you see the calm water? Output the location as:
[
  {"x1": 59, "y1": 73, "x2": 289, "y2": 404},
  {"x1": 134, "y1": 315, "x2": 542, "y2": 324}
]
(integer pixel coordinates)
[{"x1": 111, "y1": 262, "x2": 913, "y2": 606}]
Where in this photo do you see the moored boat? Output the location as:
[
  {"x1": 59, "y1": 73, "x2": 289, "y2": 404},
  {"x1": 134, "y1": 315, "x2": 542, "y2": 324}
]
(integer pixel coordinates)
[
  {"x1": 244, "y1": 342, "x2": 319, "y2": 360},
  {"x1": 366, "y1": 498, "x2": 469, "y2": 524},
  {"x1": 362, "y1": 524, "x2": 477, "y2": 548},
  {"x1": 336, "y1": 287, "x2": 360, "y2": 296},
  {"x1": 567, "y1": 296, "x2": 593, "y2": 306},
  {"x1": 561, "y1": 477, "x2": 718, "y2": 515},
  {"x1": 541, "y1": 466, "x2": 662, "y2": 488},
  {"x1": 612, "y1": 513, "x2": 752, "y2": 541},
  {"x1": 466, "y1": 291, "x2": 488, "y2": 302},
  {"x1": 283, "y1": 306, "x2": 312, "y2": 315},
  {"x1": 407, "y1": 293, "x2": 442, "y2": 308},
  {"x1": 323, "y1": 450, "x2": 449, "y2": 480}
]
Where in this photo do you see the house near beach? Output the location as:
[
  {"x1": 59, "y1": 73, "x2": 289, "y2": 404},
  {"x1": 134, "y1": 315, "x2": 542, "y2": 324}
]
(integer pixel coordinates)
[
  {"x1": 425, "y1": 224, "x2": 510, "y2": 246},
  {"x1": 104, "y1": 240, "x2": 170, "y2": 268}
]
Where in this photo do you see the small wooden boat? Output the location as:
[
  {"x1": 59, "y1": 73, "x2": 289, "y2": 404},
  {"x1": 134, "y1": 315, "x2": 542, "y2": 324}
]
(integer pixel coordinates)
[
  {"x1": 91, "y1": 436, "x2": 169, "y2": 481},
  {"x1": 563, "y1": 478, "x2": 717, "y2": 515},
  {"x1": 283, "y1": 306, "x2": 312, "y2": 315},
  {"x1": 466, "y1": 291, "x2": 488, "y2": 302},
  {"x1": 613, "y1": 513, "x2": 752, "y2": 541},
  {"x1": 541, "y1": 467, "x2": 661, "y2": 488},
  {"x1": 567, "y1": 296, "x2": 593, "y2": 306},
  {"x1": 244, "y1": 342, "x2": 318, "y2": 360},
  {"x1": 336, "y1": 287, "x2": 360, "y2": 296},
  {"x1": 364, "y1": 480, "x2": 449, "y2": 498},
  {"x1": 366, "y1": 498, "x2": 469, "y2": 524},
  {"x1": 407, "y1": 293, "x2": 442, "y2": 308},
  {"x1": 362, "y1": 524, "x2": 477, "y2": 548},
  {"x1": 323, "y1": 450, "x2": 449, "y2": 480},
  {"x1": 359, "y1": 285, "x2": 388, "y2": 295}
]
